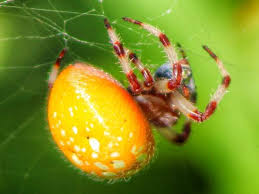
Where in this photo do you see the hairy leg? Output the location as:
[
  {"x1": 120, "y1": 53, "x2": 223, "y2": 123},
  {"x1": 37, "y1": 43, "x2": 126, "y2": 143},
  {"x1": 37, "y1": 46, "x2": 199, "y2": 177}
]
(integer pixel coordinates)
[
  {"x1": 104, "y1": 18, "x2": 142, "y2": 94},
  {"x1": 157, "y1": 121, "x2": 191, "y2": 145},
  {"x1": 170, "y1": 46, "x2": 231, "y2": 122},
  {"x1": 127, "y1": 50, "x2": 154, "y2": 88},
  {"x1": 48, "y1": 48, "x2": 67, "y2": 89},
  {"x1": 123, "y1": 17, "x2": 183, "y2": 91}
]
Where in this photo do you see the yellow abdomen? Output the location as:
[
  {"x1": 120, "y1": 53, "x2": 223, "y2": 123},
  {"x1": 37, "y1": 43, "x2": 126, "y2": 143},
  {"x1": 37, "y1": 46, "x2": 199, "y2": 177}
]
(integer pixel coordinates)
[{"x1": 47, "y1": 63, "x2": 154, "y2": 180}]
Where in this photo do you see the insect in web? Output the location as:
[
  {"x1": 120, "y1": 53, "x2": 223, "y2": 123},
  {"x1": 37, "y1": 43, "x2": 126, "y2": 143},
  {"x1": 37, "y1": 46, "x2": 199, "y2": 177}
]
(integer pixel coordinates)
[{"x1": 47, "y1": 17, "x2": 231, "y2": 180}]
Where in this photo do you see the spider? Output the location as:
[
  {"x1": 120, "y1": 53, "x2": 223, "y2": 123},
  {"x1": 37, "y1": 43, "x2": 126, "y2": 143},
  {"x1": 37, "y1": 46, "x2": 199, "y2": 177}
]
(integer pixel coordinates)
[
  {"x1": 47, "y1": 18, "x2": 230, "y2": 180},
  {"x1": 103, "y1": 17, "x2": 231, "y2": 144}
]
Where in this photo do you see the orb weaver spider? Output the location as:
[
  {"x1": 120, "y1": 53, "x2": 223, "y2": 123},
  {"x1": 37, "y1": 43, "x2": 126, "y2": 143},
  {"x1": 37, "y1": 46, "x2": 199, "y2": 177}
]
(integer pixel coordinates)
[{"x1": 47, "y1": 17, "x2": 230, "y2": 180}]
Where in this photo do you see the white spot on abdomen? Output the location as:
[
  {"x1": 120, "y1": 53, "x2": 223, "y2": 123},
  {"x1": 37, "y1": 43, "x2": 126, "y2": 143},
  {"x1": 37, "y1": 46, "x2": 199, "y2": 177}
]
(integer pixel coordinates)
[
  {"x1": 72, "y1": 126, "x2": 78, "y2": 134},
  {"x1": 89, "y1": 138, "x2": 100, "y2": 152},
  {"x1": 72, "y1": 153, "x2": 83, "y2": 166},
  {"x1": 74, "y1": 145, "x2": 80, "y2": 152},
  {"x1": 108, "y1": 142, "x2": 113, "y2": 148},
  {"x1": 112, "y1": 160, "x2": 125, "y2": 169},
  {"x1": 110, "y1": 152, "x2": 119, "y2": 158},
  {"x1": 104, "y1": 131, "x2": 110, "y2": 136},
  {"x1": 92, "y1": 152, "x2": 98, "y2": 158},
  {"x1": 61, "y1": 130, "x2": 66, "y2": 136},
  {"x1": 94, "y1": 162, "x2": 109, "y2": 170},
  {"x1": 69, "y1": 107, "x2": 74, "y2": 117}
]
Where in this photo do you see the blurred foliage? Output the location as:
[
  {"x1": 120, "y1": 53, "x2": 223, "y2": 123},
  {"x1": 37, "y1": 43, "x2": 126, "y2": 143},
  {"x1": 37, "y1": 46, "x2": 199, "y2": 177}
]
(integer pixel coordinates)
[{"x1": 0, "y1": 0, "x2": 259, "y2": 194}]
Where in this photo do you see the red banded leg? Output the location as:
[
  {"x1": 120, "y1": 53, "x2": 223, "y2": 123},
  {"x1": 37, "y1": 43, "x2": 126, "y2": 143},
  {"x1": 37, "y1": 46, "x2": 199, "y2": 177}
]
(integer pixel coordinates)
[
  {"x1": 104, "y1": 18, "x2": 141, "y2": 94},
  {"x1": 123, "y1": 17, "x2": 183, "y2": 91},
  {"x1": 176, "y1": 43, "x2": 189, "y2": 62},
  {"x1": 123, "y1": 17, "x2": 178, "y2": 64},
  {"x1": 181, "y1": 85, "x2": 191, "y2": 99},
  {"x1": 157, "y1": 121, "x2": 191, "y2": 145},
  {"x1": 159, "y1": 44, "x2": 192, "y2": 144},
  {"x1": 48, "y1": 48, "x2": 67, "y2": 89},
  {"x1": 176, "y1": 43, "x2": 193, "y2": 100},
  {"x1": 127, "y1": 51, "x2": 154, "y2": 88},
  {"x1": 170, "y1": 46, "x2": 231, "y2": 122}
]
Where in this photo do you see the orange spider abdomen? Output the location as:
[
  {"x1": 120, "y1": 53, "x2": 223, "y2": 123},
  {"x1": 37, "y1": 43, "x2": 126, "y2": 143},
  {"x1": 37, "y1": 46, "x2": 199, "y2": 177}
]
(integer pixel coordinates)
[{"x1": 47, "y1": 63, "x2": 154, "y2": 180}]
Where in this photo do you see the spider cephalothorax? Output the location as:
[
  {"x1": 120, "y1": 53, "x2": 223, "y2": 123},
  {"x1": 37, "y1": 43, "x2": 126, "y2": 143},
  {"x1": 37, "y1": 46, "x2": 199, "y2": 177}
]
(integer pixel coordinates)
[{"x1": 133, "y1": 62, "x2": 197, "y2": 129}]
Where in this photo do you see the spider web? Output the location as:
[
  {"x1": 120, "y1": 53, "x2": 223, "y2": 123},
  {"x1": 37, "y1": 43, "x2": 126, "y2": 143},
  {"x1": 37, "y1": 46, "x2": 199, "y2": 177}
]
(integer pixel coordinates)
[{"x1": 0, "y1": 0, "x2": 231, "y2": 193}]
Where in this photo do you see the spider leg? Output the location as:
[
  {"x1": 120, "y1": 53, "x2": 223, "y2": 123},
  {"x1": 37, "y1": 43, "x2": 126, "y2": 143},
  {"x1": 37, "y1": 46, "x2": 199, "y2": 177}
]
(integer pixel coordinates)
[
  {"x1": 176, "y1": 43, "x2": 189, "y2": 62},
  {"x1": 176, "y1": 43, "x2": 198, "y2": 101},
  {"x1": 127, "y1": 50, "x2": 154, "y2": 88},
  {"x1": 48, "y1": 48, "x2": 67, "y2": 89},
  {"x1": 157, "y1": 121, "x2": 191, "y2": 145},
  {"x1": 182, "y1": 85, "x2": 191, "y2": 99},
  {"x1": 176, "y1": 43, "x2": 191, "y2": 99},
  {"x1": 123, "y1": 17, "x2": 183, "y2": 91},
  {"x1": 123, "y1": 17, "x2": 178, "y2": 64},
  {"x1": 170, "y1": 46, "x2": 231, "y2": 122},
  {"x1": 104, "y1": 18, "x2": 142, "y2": 94}
]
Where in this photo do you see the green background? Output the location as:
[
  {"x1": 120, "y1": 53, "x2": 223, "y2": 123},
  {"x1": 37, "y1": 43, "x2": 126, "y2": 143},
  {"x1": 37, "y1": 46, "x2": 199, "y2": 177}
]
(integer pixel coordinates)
[{"x1": 0, "y1": 0, "x2": 259, "y2": 193}]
